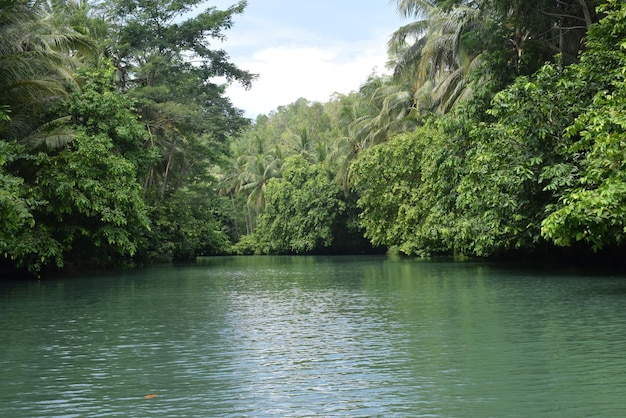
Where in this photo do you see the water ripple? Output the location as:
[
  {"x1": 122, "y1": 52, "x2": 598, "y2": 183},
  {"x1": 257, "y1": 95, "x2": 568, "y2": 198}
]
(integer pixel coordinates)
[{"x1": 2, "y1": 257, "x2": 626, "y2": 416}]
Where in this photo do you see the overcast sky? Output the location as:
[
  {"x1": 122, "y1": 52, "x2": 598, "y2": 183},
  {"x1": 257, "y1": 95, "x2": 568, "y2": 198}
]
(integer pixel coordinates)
[{"x1": 209, "y1": 0, "x2": 407, "y2": 118}]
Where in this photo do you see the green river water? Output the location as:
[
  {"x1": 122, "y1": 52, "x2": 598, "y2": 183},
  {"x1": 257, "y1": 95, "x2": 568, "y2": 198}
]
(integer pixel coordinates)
[{"x1": 2, "y1": 255, "x2": 626, "y2": 416}]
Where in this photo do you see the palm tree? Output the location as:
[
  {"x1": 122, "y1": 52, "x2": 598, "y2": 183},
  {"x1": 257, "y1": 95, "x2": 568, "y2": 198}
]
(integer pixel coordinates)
[
  {"x1": 390, "y1": 0, "x2": 601, "y2": 113},
  {"x1": 239, "y1": 153, "x2": 283, "y2": 232},
  {"x1": 0, "y1": 0, "x2": 96, "y2": 146},
  {"x1": 389, "y1": 1, "x2": 484, "y2": 113},
  {"x1": 49, "y1": 0, "x2": 110, "y2": 59},
  {"x1": 289, "y1": 127, "x2": 316, "y2": 163}
]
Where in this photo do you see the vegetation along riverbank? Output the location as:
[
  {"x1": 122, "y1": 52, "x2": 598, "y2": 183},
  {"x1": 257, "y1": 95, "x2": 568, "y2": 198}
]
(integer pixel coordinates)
[{"x1": 2, "y1": 0, "x2": 626, "y2": 277}]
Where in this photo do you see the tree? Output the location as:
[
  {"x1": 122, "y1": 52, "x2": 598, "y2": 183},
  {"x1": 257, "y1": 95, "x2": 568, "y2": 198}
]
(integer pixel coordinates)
[
  {"x1": 347, "y1": 74, "x2": 417, "y2": 150},
  {"x1": 49, "y1": 0, "x2": 110, "y2": 50},
  {"x1": 102, "y1": 0, "x2": 255, "y2": 261},
  {"x1": 253, "y1": 155, "x2": 346, "y2": 254},
  {"x1": 388, "y1": 0, "x2": 600, "y2": 116},
  {"x1": 35, "y1": 132, "x2": 150, "y2": 266},
  {"x1": 389, "y1": 1, "x2": 484, "y2": 113},
  {"x1": 142, "y1": 187, "x2": 231, "y2": 261},
  {"x1": 106, "y1": 0, "x2": 253, "y2": 195},
  {"x1": 2, "y1": 62, "x2": 151, "y2": 274},
  {"x1": 0, "y1": 139, "x2": 37, "y2": 270},
  {"x1": 541, "y1": 0, "x2": 626, "y2": 251},
  {"x1": 350, "y1": 129, "x2": 421, "y2": 254},
  {"x1": 239, "y1": 153, "x2": 283, "y2": 227}
]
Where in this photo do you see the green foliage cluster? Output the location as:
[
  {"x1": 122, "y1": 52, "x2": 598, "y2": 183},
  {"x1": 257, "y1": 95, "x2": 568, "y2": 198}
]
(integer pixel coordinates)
[
  {"x1": 253, "y1": 156, "x2": 346, "y2": 254},
  {"x1": 352, "y1": 0, "x2": 626, "y2": 258},
  {"x1": 0, "y1": 0, "x2": 252, "y2": 276},
  {"x1": 143, "y1": 188, "x2": 231, "y2": 261},
  {"x1": 542, "y1": 1, "x2": 626, "y2": 251}
]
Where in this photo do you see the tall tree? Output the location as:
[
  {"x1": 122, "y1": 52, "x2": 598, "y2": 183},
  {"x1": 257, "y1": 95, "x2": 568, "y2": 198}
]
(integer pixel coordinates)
[
  {"x1": 107, "y1": 0, "x2": 254, "y2": 196},
  {"x1": 100, "y1": 0, "x2": 256, "y2": 261},
  {"x1": 49, "y1": 0, "x2": 111, "y2": 59}
]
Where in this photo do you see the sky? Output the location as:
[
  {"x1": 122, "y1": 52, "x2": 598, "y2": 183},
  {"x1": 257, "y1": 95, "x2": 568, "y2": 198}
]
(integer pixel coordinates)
[{"x1": 208, "y1": 0, "x2": 407, "y2": 118}]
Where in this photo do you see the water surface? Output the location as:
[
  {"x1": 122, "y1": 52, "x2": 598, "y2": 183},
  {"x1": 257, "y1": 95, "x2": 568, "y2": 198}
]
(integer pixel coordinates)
[{"x1": 2, "y1": 256, "x2": 626, "y2": 416}]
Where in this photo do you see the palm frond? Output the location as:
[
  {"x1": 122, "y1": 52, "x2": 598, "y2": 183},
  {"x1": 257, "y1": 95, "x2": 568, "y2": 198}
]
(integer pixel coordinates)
[
  {"x1": 394, "y1": 0, "x2": 437, "y2": 19},
  {"x1": 20, "y1": 116, "x2": 76, "y2": 149}
]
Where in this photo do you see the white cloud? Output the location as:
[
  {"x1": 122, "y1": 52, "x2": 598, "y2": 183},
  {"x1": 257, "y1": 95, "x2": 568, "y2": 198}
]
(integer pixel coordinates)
[
  {"x1": 225, "y1": 37, "x2": 391, "y2": 118},
  {"x1": 210, "y1": 3, "x2": 402, "y2": 118}
]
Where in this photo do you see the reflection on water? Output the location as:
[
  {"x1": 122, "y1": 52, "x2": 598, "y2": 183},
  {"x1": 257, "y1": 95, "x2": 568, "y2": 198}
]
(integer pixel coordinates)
[{"x1": 2, "y1": 256, "x2": 626, "y2": 416}]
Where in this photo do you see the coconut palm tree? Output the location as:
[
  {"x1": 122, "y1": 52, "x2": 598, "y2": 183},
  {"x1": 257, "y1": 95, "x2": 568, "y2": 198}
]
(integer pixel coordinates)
[
  {"x1": 389, "y1": 0, "x2": 600, "y2": 115},
  {"x1": 49, "y1": 0, "x2": 110, "y2": 58},
  {"x1": 389, "y1": 1, "x2": 485, "y2": 113},
  {"x1": 289, "y1": 127, "x2": 317, "y2": 163},
  {"x1": 238, "y1": 153, "x2": 283, "y2": 231},
  {"x1": 0, "y1": 0, "x2": 96, "y2": 146}
]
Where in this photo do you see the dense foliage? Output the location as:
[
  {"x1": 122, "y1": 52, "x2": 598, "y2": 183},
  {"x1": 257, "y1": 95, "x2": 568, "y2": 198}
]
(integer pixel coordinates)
[
  {"x1": 1, "y1": 0, "x2": 251, "y2": 276},
  {"x1": 252, "y1": 156, "x2": 346, "y2": 254},
  {"x1": 226, "y1": 0, "x2": 626, "y2": 261},
  {"x1": 2, "y1": 0, "x2": 626, "y2": 277}
]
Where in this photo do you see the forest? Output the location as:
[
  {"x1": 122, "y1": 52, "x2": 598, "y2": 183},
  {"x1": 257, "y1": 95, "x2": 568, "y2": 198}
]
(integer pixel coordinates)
[{"x1": 2, "y1": 0, "x2": 626, "y2": 277}]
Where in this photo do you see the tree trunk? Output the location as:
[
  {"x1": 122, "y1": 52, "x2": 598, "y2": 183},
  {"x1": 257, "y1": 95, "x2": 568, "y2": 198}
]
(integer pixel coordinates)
[{"x1": 161, "y1": 138, "x2": 176, "y2": 197}]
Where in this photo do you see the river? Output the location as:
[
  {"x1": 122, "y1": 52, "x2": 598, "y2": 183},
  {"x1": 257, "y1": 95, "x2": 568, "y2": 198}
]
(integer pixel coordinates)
[{"x1": 1, "y1": 255, "x2": 626, "y2": 416}]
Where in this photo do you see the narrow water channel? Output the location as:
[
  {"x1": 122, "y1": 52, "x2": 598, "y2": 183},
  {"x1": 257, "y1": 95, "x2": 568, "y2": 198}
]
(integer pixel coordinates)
[{"x1": 2, "y1": 256, "x2": 626, "y2": 416}]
